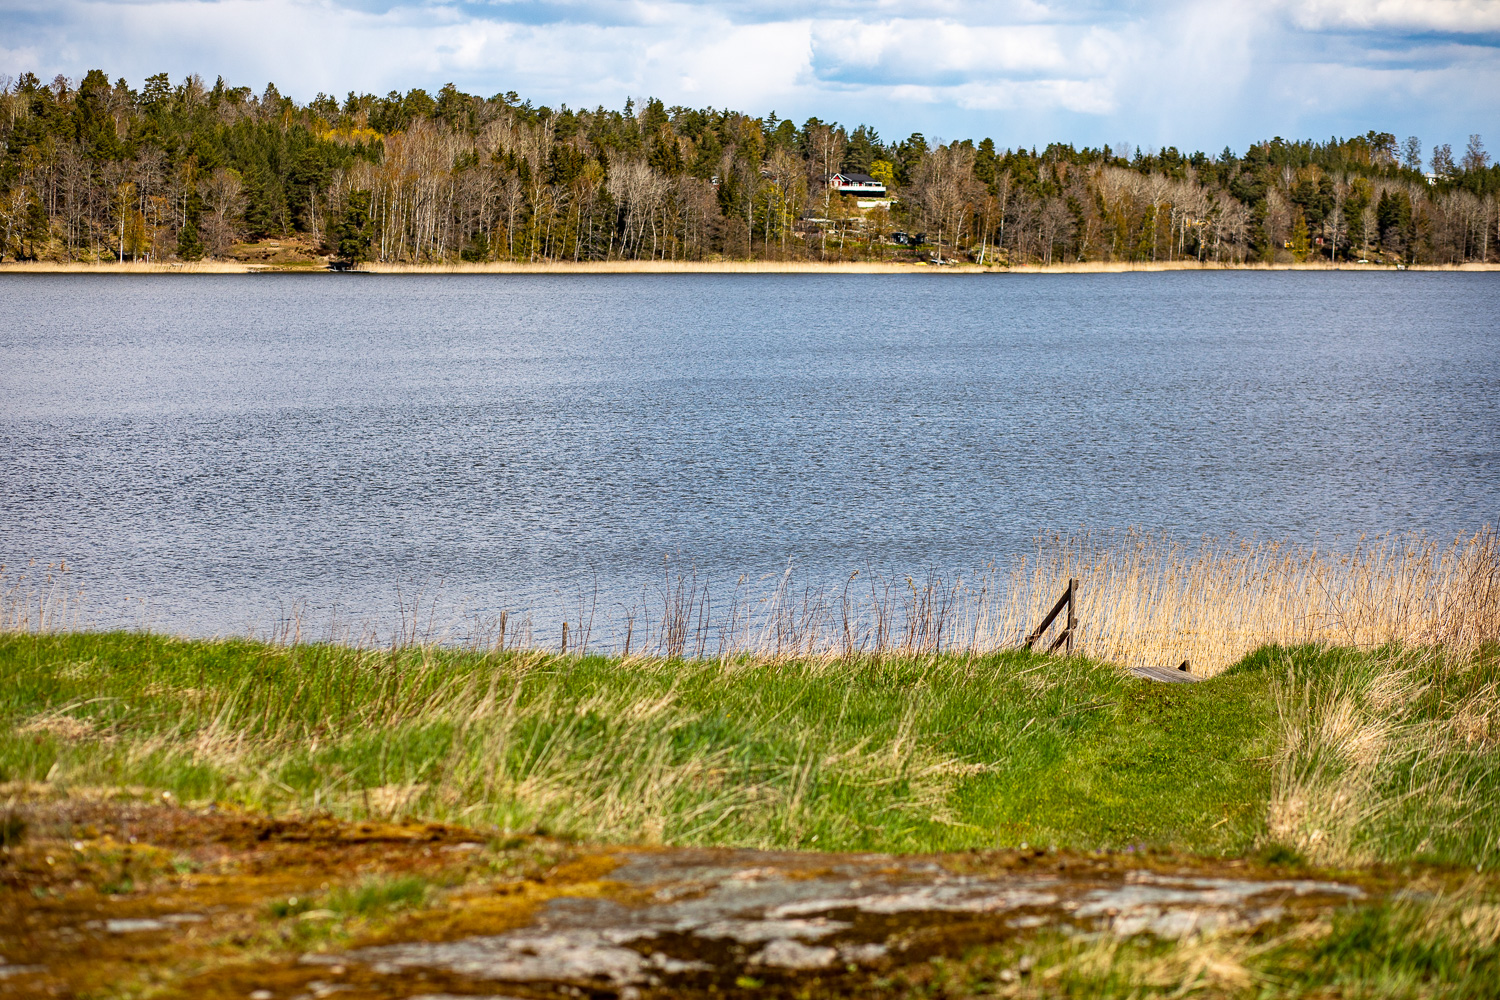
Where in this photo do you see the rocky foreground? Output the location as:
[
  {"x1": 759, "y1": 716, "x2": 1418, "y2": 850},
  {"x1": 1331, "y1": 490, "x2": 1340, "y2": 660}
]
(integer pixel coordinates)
[{"x1": 0, "y1": 793, "x2": 1391, "y2": 1000}]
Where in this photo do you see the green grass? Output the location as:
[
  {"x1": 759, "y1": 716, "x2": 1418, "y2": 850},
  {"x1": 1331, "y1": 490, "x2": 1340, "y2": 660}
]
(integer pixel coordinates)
[
  {"x1": 268, "y1": 875, "x2": 431, "y2": 920},
  {"x1": 1, "y1": 633, "x2": 1496, "y2": 867}
]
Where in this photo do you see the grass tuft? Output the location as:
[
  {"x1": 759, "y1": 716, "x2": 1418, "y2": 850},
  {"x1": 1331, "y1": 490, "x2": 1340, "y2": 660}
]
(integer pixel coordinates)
[{"x1": 326, "y1": 875, "x2": 431, "y2": 916}]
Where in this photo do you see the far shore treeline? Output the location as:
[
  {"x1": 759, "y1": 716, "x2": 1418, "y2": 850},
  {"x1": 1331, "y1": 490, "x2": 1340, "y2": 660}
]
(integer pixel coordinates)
[{"x1": 2, "y1": 69, "x2": 1498, "y2": 267}]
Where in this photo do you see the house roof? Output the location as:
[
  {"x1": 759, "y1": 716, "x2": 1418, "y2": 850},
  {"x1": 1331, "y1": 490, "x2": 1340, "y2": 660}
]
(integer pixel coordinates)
[{"x1": 832, "y1": 172, "x2": 881, "y2": 184}]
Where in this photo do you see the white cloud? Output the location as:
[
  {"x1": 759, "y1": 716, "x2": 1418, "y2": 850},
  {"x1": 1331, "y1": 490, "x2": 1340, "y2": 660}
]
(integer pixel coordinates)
[
  {"x1": 949, "y1": 78, "x2": 1118, "y2": 115},
  {"x1": 1, "y1": 0, "x2": 1496, "y2": 150},
  {"x1": 1285, "y1": 0, "x2": 1500, "y2": 34},
  {"x1": 647, "y1": 20, "x2": 813, "y2": 106},
  {"x1": 809, "y1": 19, "x2": 1075, "y2": 79}
]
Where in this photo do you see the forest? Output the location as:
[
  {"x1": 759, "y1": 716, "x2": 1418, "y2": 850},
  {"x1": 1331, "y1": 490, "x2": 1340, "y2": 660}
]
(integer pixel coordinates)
[{"x1": 1, "y1": 69, "x2": 1497, "y2": 266}]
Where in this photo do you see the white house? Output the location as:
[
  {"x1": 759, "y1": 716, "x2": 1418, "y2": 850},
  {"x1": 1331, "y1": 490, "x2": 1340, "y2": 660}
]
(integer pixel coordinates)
[{"x1": 828, "y1": 172, "x2": 887, "y2": 197}]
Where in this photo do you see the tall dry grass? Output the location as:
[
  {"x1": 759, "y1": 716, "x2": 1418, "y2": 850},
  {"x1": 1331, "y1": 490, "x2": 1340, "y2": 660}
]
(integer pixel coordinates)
[
  {"x1": 635, "y1": 529, "x2": 1498, "y2": 675},
  {"x1": 6, "y1": 530, "x2": 1496, "y2": 675},
  {"x1": 974, "y1": 529, "x2": 1500, "y2": 675},
  {"x1": 1266, "y1": 642, "x2": 1500, "y2": 867},
  {"x1": 0, "y1": 561, "x2": 85, "y2": 634}
]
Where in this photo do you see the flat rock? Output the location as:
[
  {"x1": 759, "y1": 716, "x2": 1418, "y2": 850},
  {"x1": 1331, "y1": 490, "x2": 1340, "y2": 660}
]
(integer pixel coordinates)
[
  {"x1": 0, "y1": 961, "x2": 46, "y2": 979},
  {"x1": 753, "y1": 939, "x2": 839, "y2": 969},
  {"x1": 319, "y1": 848, "x2": 1362, "y2": 992},
  {"x1": 102, "y1": 919, "x2": 168, "y2": 934}
]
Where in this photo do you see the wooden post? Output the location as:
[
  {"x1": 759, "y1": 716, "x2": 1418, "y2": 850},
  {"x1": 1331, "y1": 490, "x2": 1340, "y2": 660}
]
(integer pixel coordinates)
[
  {"x1": 1066, "y1": 577, "x2": 1078, "y2": 656},
  {"x1": 561, "y1": 621, "x2": 568, "y2": 654},
  {"x1": 497, "y1": 611, "x2": 507, "y2": 650}
]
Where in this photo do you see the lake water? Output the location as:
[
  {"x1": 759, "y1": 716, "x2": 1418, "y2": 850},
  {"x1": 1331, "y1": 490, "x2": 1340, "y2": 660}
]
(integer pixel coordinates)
[{"x1": 2, "y1": 271, "x2": 1496, "y2": 642}]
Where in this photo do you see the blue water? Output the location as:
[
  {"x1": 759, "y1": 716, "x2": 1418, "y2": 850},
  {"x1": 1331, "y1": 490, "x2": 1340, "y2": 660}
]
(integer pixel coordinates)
[{"x1": 2, "y1": 271, "x2": 1496, "y2": 639}]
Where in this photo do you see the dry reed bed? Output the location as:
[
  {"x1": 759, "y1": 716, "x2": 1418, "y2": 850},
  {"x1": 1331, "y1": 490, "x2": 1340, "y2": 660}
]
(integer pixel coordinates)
[
  {"x1": 594, "y1": 530, "x2": 1499, "y2": 675},
  {"x1": 6, "y1": 530, "x2": 1497, "y2": 675},
  {"x1": 978, "y1": 529, "x2": 1499, "y2": 674},
  {"x1": 1, "y1": 559, "x2": 86, "y2": 635}
]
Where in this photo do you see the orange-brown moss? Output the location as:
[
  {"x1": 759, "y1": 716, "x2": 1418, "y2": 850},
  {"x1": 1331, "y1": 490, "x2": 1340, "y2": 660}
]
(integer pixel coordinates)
[{"x1": 0, "y1": 793, "x2": 607, "y2": 999}]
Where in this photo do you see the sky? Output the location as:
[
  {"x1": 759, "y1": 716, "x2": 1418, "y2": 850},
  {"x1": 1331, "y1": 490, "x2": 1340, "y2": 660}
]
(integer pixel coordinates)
[{"x1": 3, "y1": 0, "x2": 1498, "y2": 156}]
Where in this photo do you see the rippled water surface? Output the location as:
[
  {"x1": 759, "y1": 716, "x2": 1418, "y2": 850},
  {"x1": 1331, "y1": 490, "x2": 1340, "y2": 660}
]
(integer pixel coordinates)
[{"x1": 2, "y1": 272, "x2": 1496, "y2": 637}]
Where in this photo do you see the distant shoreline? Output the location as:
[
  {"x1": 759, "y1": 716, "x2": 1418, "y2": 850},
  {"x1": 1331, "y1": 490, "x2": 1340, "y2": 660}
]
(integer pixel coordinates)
[{"x1": 1, "y1": 259, "x2": 1496, "y2": 275}]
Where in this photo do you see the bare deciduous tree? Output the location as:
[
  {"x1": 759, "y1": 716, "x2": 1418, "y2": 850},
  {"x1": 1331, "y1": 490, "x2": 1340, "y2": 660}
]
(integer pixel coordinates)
[{"x1": 200, "y1": 167, "x2": 245, "y2": 257}]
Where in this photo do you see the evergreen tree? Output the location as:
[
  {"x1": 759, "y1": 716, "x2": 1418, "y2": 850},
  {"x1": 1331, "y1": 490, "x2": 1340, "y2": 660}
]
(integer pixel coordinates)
[
  {"x1": 843, "y1": 125, "x2": 880, "y2": 174},
  {"x1": 335, "y1": 190, "x2": 372, "y2": 263},
  {"x1": 1376, "y1": 190, "x2": 1412, "y2": 259},
  {"x1": 176, "y1": 189, "x2": 205, "y2": 260},
  {"x1": 975, "y1": 138, "x2": 997, "y2": 189}
]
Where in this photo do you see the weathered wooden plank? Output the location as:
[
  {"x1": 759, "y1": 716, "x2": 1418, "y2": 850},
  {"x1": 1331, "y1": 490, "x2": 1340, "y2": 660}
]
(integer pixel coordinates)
[
  {"x1": 1026, "y1": 577, "x2": 1080, "y2": 652},
  {"x1": 1129, "y1": 664, "x2": 1202, "y2": 684},
  {"x1": 1024, "y1": 587, "x2": 1072, "y2": 649}
]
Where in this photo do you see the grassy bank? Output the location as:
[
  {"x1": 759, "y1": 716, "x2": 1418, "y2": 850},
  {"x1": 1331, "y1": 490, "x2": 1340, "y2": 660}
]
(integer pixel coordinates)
[{"x1": 3, "y1": 633, "x2": 1496, "y2": 868}]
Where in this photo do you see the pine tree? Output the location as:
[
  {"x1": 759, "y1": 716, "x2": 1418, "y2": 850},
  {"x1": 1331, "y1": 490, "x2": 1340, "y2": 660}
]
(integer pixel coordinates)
[
  {"x1": 176, "y1": 218, "x2": 204, "y2": 260},
  {"x1": 176, "y1": 187, "x2": 205, "y2": 260},
  {"x1": 975, "y1": 138, "x2": 997, "y2": 189},
  {"x1": 335, "y1": 190, "x2": 372, "y2": 263}
]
